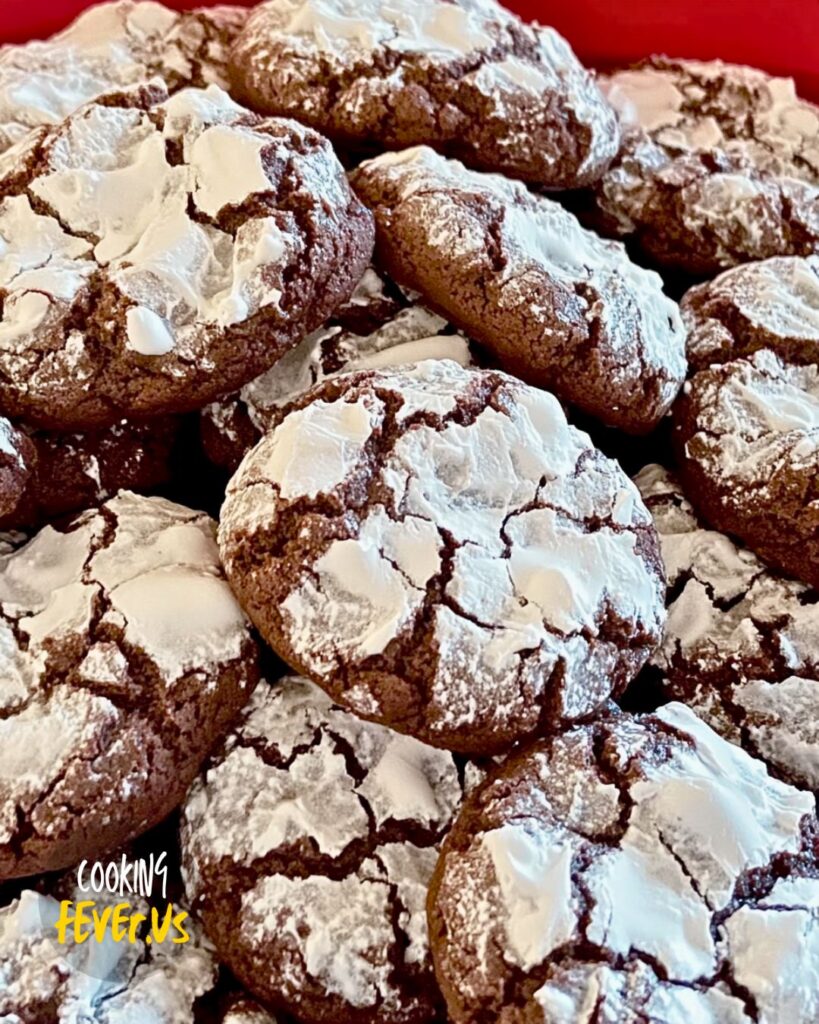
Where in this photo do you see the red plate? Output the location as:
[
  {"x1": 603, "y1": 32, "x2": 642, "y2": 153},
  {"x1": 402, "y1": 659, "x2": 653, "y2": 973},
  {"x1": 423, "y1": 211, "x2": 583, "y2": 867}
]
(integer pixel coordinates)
[{"x1": 1, "y1": 0, "x2": 818, "y2": 100}]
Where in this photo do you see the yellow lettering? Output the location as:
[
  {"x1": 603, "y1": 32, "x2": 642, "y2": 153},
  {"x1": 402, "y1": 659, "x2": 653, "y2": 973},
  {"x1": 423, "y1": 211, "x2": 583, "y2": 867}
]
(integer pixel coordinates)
[
  {"x1": 151, "y1": 904, "x2": 173, "y2": 944},
  {"x1": 74, "y1": 901, "x2": 95, "y2": 944},
  {"x1": 127, "y1": 911, "x2": 147, "y2": 944},
  {"x1": 92, "y1": 905, "x2": 113, "y2": 943},
  {"x1": 111, "y1": 903, "x2": 132, "y2": 942},
  {"x1": 54, "y1": 900, "x2": 75, "y2": 944},
  {"x1": 171, "y1": 909, "x2": 190, "y2": 944}
]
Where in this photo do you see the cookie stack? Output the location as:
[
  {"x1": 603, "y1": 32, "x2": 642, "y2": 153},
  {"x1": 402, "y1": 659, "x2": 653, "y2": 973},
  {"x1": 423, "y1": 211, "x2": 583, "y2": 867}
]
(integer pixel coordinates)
[{"x1": 1, "y1": 2, "x2": 819, "y2": 1023}]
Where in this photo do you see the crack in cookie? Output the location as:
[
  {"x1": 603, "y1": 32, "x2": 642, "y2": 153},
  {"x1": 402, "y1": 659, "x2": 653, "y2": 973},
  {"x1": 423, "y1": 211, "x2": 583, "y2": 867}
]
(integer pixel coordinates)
[
  {"x1": 219, "y1": 360, "x2": 666, "y2": 753},
  {"x1": 181, "y1": 675, "x2": 468, "y2": 1024},
  {"x1": 200, "y1": 265, "x2": 474, "y2": 474},
  {"x1": 229, "y1": 0, "x2": 618, "y2": 187},
  {"x1": 0, "y1": 491, "x2": 259, "y2": 879},
  {"x1": 0, "y1": 82, "x2": 374, "y2": 430},
  {"x1": 585, "y1": 58, "x2": 819, "y2": 275},
  {"x1": 350, "y1": 146, "x2": 686, "y2": 435},
  {"x1": 428, "y1": 703, "x2": 819, "y2": 1023}
]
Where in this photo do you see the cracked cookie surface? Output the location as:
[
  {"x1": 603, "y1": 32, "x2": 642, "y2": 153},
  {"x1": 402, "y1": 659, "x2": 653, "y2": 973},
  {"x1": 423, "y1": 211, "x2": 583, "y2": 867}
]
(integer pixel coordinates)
[
  {"x1": 0, "y1": 490, "x2": 258, "y2": 879},
  {"x1": 201, "y1": 265, "x2": 474, "y2": 473},
  {"x1": 0, "y1": 81, "x2": 374, "y2": 431},
  {"x1": 229, "y1": 0, "x2": 618, "y2": 188},
  {"x1": 636, "y1": 464, "x2": 819, "y2": 790},
  {"x1": 682, "y1": 254, "x2": 819, "y2": 371},
  {"x1": 0, "y1": 415, "x2": 180, "y2": 530},
  {"x1": 219, "y1": 360, "x2": 666, "y2": 754},
  {"x1": 428, "y1": 702, "x2": 819, "y2": 1024},
  {"x1": 180, "y1": 675, "x2": 465, "y2": 1024},
  {"x1": 588, "y1": 57, "x2": 819, "y2": 275},
  {"x1": 673, "y1": 349, "x2": 819, "y2": 588},
  {"x1": 0, "y1": 879, "x2": 216, "y2": 1024},
  {"x1": 351, "y1": 146, "x2": 685, "y2": 435},
  {"x1": 0, "y1": 0, "x2": 247, "y2": 153}
]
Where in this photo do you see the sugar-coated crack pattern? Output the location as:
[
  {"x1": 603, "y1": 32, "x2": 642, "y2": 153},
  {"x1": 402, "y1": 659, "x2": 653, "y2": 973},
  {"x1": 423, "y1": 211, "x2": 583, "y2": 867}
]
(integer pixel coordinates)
[
  {"x1": 587, "y1": 57, "x2": 819, "y2": 275},
  {"x1": 200, "y1": 265, "x2": 474, "y2": 473},
  {"x1": 0, "y1": 0, "x2": 248, "y2": 153},
  {"x1": 219, "y1": 360, "x2": 666, "y2": 754},
  {"x1": 428, "y1": 702, "x2": 819, "y2": 1024},
  {"x1": 0, "y1": 413, "x2": 180, "y2": 530},
  {"x1": 180, "y1": 675, "x2": 467, "y2": 1024},
  {"x1": 681, "y1": 254, "x2": 819, "y2": 371},
  {"x1": 0, "y1": 81, "x2": 374, "y2": 431},
  {"x1": 0, "y1": 874, "x2": 217, "y2": 1024},
  {"x1": 673, "y1": 348, "x2": 819, "y2": 589},
  {"x1": 230, "y1": 0, "x2": 618, "y2": 187},
  {"x1": 0, "y1": 490, "x2": 259, "y2": 879},
  {"x1": 635, "y1": 463, "x2": 819, "y2": 790},
  {"x1": 350, "y1": 146, "x2": 686, "y2": 435}
]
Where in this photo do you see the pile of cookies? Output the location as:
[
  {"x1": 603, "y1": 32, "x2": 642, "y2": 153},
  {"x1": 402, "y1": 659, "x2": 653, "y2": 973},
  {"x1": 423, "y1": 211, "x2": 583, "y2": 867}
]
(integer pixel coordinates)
[{"x1": 1, "y1": 2, "x2": 819, "y2": 1022}]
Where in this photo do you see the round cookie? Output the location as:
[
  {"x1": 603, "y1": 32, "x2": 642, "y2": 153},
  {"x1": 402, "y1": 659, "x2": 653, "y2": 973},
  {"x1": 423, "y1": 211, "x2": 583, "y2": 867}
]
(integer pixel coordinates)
[
  {"x1": 201, "y1": 266, "x2": 474, "y2": 472},
  {"x1": 0, "y1": 491, "x2": 259, "y2": 879},
  {"x1": 0, "y1": 0, "x2": 248, "y2": 153},
  {"x1": 0, "y1": 883, "x2": 217, "y2": 1023},
  {"x1": 429, "y1": 701, "x2": 819, "y2": 1024},
  {"x1": 0, "y1": 82, "x2": 374, "y2": 431},
  {"x1": 180, "y1": 674, "x2": 466, "y2": 1024},
  {"x1": 589, "y1": 57, "x2": 819, "y2": 275},
  {"x1": 682, "y1": 254, "x2": 819, "y2": 371},
  {"x1": 0, "y1": 415, "x2": 181, "y2": 530},
  {"x1": 673, "y1": 349, "x2": 819, "y2": 588},
  {"x1": 229, "y1": 0, "x2": 618, "y2": 187},
  {"x1": 0, "y1": 417, "x2": 35, "y2": 522},
  {"x1": 219, "y1": 360, "x2": 666, "y2": 754},
  {"x1": 350, "y1": 146, "x2": 686, "y2": 435},
  {"x1": 636, "y1": 463, "x2": 819, "y2": 789}
]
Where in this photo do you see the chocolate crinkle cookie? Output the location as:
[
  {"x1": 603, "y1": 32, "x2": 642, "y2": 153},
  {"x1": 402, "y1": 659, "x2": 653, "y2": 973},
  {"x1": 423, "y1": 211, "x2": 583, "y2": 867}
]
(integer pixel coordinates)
[
  {"x1": 0, "y1": 81, "x2": 374, "y2": 431},
  {"x1": 180, "y1": 675, "x2": 466, "y2": 1024},
  {"x1": 0, "y1": 877, "x2": 218, "y2": 1024},
  {"x1": 673, "y1": 349, "x2": 819, "y2": 589},
  {"x1": 429, "y1": 702, "x2": 819, "y2": 1024},
  {"x1": 351, "y1": 146, "x2": 686, "y2": 435},
  {"x1": 587, "y1": 57, "x2": 819, "y2": 275},
  {"x1": 0, "y1": 415, "x2": 180, "y2": 530},
  {"x1": 636, "y1": 464, "x2": 819, "y2": 789},
  {"x1": 683, "y1": 254, "x2": 819, "y2": 371},
  {"x1": 0, "y1": 0, "x2": 248, "y2": 152},
  {"x1": 201, "y1": 266, "x2": 475, "y2": 472},
  {"x1": 229, "y1": 0, "x2": 618, "y2": 187},
  {"x1": 219, "y1": 360, "x2": 666, "y2": 754},
  {"x1": 0, "y1": 491, "x2": 259, "y2": 879}
]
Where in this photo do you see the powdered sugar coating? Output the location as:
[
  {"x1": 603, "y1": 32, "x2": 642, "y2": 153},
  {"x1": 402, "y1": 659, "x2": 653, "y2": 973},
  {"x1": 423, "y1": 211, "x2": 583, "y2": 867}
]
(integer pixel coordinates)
[
  {"x1": 231, "y1": 0, "x2": 617, "y2": 187},
  {"x1": 180, "y1": 675, "x2": 464, "y2": 1022},
  {"x1": 682, "y1": 255, "x2": 819, "y2": 371},
  {"x1": 0, "y1": 491, "x2": 257, "y2": 877},
  {"x1": 351, "y1": 146, "x2": 686, "y2": 434},
  {"x1": 0, "y1": 886, "x2": 216, "y2": 1023},
  {"x1": 429, "y1": 702, "x2": 819, "y2": 1023},
  {"x1": 0, "y1": 82, "x2": 373, "y2": 430},
  {"x1": 674, "y1": 349, "x2": 819, "y2": 587},
  {"x1": 201, "y1": 266, "x2": 474, "y2": 472},
  {"x1": 636, "y1": 464, "x2": 819, "y2": 788},
  {"x1": 220, "y1": 360, "x2": 665, "y2": 753},
  {"x1": 591, "y1": 57, "x2": 819, "y2": 274},
  {"x1": 0, "y1": 1, "x2": 247, "y2": 153}
]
